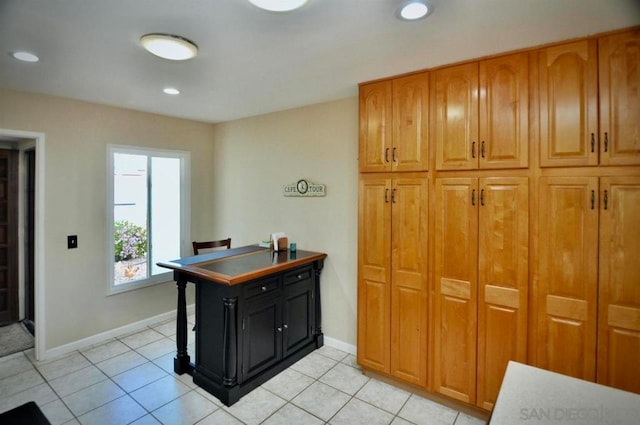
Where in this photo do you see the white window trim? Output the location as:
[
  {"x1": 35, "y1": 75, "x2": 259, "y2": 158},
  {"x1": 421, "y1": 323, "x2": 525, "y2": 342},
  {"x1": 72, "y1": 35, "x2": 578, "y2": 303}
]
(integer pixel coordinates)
[{"x1": 106, "y1": 144, "x2": 191, "y2": 295}]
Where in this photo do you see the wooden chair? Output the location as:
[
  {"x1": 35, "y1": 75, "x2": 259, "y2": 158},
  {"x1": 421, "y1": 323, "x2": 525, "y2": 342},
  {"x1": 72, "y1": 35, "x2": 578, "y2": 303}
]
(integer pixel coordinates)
[{"x1": 192, "y1": 238, "x2": 231, "y2": 255}]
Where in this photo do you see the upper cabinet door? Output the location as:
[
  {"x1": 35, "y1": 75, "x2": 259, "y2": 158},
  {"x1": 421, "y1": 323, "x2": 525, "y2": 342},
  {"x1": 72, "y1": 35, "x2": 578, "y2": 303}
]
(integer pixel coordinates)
[
  {"x1": 435, "y1": 63, "x2": 479, "y2": 170},
  {"x1": 599, "y1": 30, "x2": 640, "y2": 166},
  {"x1": 479, "y1": 53, "x2": 529, "y2": 169},
  {"x1": 359, "y1": 81, "x2": 393, "y2": 172},
  {"x1": 392, "y1": 73, "x2": 429, "y2": 172},
  {"x1": 539, "y1": 40, "x2": 599, "y2": 167}
]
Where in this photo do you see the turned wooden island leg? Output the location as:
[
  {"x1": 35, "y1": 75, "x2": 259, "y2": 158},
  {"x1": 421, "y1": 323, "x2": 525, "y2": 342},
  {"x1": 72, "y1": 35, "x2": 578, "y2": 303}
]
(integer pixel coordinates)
[{"x1": 174, "y1": 275, "x2": 192, "y2": 375}]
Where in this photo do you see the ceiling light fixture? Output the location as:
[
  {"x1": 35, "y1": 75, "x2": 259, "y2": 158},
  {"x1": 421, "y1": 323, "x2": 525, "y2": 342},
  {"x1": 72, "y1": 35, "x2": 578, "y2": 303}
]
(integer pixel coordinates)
[
  {"x1": 248, "y1": 0, "x2": 308, "y2": 12},
  {"x1": 399, "y1": 1, "x2": 432, "y2": 21},
  {"x1": 163, "y1": 87, "x2": 180, "y2": 95},
  {"x1": 140, "y1": 34, "x2": 198, "y2": 61},
  {"x1": 11, "y1": 51, "x2": 40, "y2": 62}
]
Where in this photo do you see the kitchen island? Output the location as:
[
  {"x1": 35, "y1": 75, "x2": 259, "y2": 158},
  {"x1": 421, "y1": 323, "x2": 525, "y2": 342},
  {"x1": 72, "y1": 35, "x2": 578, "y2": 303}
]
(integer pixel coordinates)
[{"x1": 158, "y1": 245, "x2": 327, "y2": 406}]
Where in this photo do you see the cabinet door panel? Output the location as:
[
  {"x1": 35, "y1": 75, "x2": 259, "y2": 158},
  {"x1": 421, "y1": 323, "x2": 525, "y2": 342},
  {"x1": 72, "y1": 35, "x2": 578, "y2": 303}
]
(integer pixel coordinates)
[
  {"x1": 283, "y1": 277, "x2": 314, "y2": 357},
  {"x1": 479, "y1": 53, "x2": 529, "y2": 169},
  {"x1": 358, "y1": 178, "x2": 391, "y2": 372},
  {"x1": 390, "y1": 178, "x2": 428, "y2": 386},
  {"x1": 435, "y1": 63, "x2": 479, "y2": 170},
  {"x1": 359, "y1": 179, "x2": 392, "y2": 285},
  {"x1": 393, "y1": 73, "x2": 429, "y2": 171},
  {"x1": 599, "y1": 30, "x2": 640, "y2": 165},
  {"x1": 243, "y1": 295, "x2": 282, "y2": 380},
  {"x1": 359, "y1": 81, "x2": 393, "y2": 172},
  {"x1": 477, "y1": 177, "x2": 528, "y2": 410},
  {"x1": 539, "y1": 41, "x2": 598, "y2": 167},
  {"x1": 597, "y1": 176, "x2": 640, "y2": 393},
  {"x1": 536, "y1": 177, "x2": 598, "y2": 381},
  {"x1": 434, "y1": 178, "x2": 478, "y2": 403}
]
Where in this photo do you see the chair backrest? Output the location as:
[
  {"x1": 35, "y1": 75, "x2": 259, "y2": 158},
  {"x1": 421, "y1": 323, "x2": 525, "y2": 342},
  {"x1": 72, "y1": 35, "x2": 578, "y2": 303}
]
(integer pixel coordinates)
[{"x1": 192, "y1": 238, "x2": 231, "y2": 255}]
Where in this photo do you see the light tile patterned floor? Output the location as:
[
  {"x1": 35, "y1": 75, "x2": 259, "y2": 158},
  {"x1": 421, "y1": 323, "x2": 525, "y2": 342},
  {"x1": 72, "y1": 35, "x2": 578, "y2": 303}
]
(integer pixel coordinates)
[{"x1": 0, "y1": 318, "x2": 487, "y2": 425}]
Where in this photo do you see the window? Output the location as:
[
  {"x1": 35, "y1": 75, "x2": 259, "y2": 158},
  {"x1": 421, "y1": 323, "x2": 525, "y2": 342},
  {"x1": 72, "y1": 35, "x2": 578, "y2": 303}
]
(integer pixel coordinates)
[{"x1": 107, "y1": 145, "x2": 190, "y2": 293}]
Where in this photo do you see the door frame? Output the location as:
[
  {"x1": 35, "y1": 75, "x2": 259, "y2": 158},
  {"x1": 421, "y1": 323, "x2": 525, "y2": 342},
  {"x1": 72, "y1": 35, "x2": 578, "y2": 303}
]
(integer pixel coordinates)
[{"x1": 0, "y1": 128, "x2": 46, "y2": 360}]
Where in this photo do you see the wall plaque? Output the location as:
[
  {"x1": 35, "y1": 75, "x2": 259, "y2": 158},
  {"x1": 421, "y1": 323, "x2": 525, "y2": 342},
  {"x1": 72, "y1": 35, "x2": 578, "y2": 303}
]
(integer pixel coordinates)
[{"x1": 283, "y1": 179, "x2": 326, "y2": 197}]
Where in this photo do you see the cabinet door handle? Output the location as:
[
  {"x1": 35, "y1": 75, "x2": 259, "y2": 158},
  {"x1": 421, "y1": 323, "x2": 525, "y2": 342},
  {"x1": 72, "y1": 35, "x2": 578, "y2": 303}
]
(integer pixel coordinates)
[
  {"x1": 481, "y1": 141, "x2": 486, "y2": 158},
  {"x1": 297, "y1": 274, "x2": 303, "y2": 280},
  {"x1": 471, "y1": 189, "x2": 476, "y2": 206},
  {"x1": 384, "y1": 188, "x2": 389, "y2": 203},
  {"x1": 261, "y1": 286, "x2": 267, "y2": 291},
  {"x1": 283, "y1": 324, "x2": 288, "y2": 329},
  {"x1": 591, "y1": 190, "x2": 595, "y2": 210},
  {"x1": 472, "y1": 141, "x2": 476, "y2": 159},
  {"x1": 604, "y1": 190, "x2": 608, "y2": 210},
  {"x1": 391, "y1": 188, "x2": 397, "y2": 203},
  {"x1": 385, "y1": 147, "x2": 390, "y2": 162},
  {"x1": 480, "y1": 189, "x2": 485, "y2": 206},
  {"x1": 604, "y1": 132, "x2": 609, "y2": 152},
  {"x1": 591, "y1": 133, "x2": 595, "y2": 153},
  {"x1": 277, "y1": 327, "x2": 282, "y2": 332},
  {"x1": 392, "y1": 147, "x2": 397, "y2": 162}
]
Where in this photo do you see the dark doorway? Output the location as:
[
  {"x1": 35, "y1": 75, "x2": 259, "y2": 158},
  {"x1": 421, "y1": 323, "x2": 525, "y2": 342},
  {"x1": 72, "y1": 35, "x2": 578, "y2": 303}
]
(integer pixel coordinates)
[
  {"x1": 23, "y1": 150, "x2": 35, "y2": 334},
  {"x1": 0, "y1": 149, "x2": 19, "y2": 325}
]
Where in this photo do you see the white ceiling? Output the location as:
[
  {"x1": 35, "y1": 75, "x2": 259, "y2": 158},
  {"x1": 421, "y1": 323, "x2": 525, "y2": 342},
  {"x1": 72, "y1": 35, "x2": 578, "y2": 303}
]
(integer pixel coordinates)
[{"x1": 1, "y1": 0, "x2": 639, "y2": 124}]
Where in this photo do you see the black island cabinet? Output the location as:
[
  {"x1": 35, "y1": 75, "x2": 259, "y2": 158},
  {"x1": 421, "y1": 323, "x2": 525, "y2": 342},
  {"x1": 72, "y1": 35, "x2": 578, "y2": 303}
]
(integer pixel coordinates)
[{"x1": 157, "y1": 246, "x2": 326, "y2": 406}]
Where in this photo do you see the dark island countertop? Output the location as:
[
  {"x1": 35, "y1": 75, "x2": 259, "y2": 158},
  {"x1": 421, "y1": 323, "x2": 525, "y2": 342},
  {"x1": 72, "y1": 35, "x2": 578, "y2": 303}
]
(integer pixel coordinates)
[{"x1": 157, "y1": 245, "x2": 327, "y2": 286}]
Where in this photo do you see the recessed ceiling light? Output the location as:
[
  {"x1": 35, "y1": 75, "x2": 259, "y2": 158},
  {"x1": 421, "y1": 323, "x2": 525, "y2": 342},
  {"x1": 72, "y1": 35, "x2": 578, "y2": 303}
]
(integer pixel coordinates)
[
  {"x1": 140, "y1": 34, "x2": 198, "y2": 61},
  {"x1": 11, "y1": 51, "x2": 39, "y2": 62},
  {"x1": 399, "y1": 1, "x2": 432, "y2": 21},
  {"x1": 248, "y1": 0, "x2": 308, "y2": 12},
  {"x1": 163, "y1": 87, "x2": 180, "y2": 95}
]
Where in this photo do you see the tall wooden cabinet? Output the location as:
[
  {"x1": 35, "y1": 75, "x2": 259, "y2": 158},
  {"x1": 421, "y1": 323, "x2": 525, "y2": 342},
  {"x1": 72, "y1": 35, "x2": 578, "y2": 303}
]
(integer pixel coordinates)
[
  {"x1": 358, "y1": 26, "x2": 640, "y2": 415},
  {"x1": 358, "y1": 176, "x2": 428, "y2": 386},
  {"x1": 434, "y1": 177, "x2": 528, "y2": 408}
]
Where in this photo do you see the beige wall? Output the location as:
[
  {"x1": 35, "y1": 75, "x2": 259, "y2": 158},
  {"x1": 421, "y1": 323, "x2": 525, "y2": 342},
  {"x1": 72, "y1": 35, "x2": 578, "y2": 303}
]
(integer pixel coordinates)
[
  {"x1": 0, "y1": 88, "x2": 216, "y2": 350},
  {"x1": 0, "y1": 88, "x2": 359, "y2": 353},
  {"x1": 211, "y1": 97, "x2": 359, "y2": 346}
]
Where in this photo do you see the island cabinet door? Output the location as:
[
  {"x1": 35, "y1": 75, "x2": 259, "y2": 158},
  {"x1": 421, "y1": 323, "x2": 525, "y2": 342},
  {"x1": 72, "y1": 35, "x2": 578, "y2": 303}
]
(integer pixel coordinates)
[
  {"x1": 241, "y1": 278, "x2": 283, "y2": 381},
  {"x1": 282, "y1": 267, "x2": 315, "y2": 357}
]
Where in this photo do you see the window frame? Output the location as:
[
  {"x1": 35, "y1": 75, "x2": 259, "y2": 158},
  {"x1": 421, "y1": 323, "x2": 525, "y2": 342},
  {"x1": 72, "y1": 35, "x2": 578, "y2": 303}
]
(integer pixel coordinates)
[{"x1": 106, "y1": 144, "x2": 191, "y2": 295}]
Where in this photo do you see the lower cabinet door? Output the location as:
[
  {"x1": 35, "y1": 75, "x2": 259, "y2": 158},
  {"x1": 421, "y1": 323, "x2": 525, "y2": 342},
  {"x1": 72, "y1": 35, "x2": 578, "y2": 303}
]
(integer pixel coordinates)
[
  {"x1": 597, "y1": 176, "x2": 640, "y2": 393},
  {"x1": 283, "y1": 268, "x2": 315, "y2": 356},
  {"x1": 242, "y1": 294, "x2": 282, "y2": 380},
  {"x1": 434, "y1": 178, "x2": 479, "y2": 404},
  {"x1": 536, "y1": 177, "x2": 598, "y2": 381}
]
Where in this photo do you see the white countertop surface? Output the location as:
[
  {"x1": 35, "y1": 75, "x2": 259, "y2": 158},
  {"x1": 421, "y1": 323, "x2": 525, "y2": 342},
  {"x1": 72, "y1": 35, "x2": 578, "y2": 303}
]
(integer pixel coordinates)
[{"x1": 489, "y1": 361, "x2": 640, "y2": 425}]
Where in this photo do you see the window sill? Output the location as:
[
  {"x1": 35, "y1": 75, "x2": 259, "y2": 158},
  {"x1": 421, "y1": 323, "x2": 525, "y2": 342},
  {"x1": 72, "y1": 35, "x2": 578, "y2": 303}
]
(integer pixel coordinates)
[{"x1": 107, "y1": 272, "x2": 174, "y2": 296}]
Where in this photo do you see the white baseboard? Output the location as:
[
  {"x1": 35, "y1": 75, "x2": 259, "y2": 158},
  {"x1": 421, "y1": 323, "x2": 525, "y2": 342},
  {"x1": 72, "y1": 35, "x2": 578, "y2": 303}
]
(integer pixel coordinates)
[
  {"x1": 39, "y1": 305, "x2": 356, "y2": 363},
  {"x1": 40, "y1": 304, "x2": 195, "y2": 362},
  {"x1": 323, "y1": 335, "x2": 356, "y2": 355}
]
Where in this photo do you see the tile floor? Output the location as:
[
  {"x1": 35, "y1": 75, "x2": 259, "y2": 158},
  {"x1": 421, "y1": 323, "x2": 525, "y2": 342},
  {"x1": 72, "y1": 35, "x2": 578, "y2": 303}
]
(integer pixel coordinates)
[{"x1": 0, "y1": 316, "x2": 487, "y2": 425}]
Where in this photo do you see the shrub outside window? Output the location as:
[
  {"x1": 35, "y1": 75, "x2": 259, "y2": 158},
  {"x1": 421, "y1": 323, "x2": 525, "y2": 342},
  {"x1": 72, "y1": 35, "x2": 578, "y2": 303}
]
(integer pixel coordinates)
[{"x1": 107, "y1": 145, "x2": 190, "y2": 294}]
